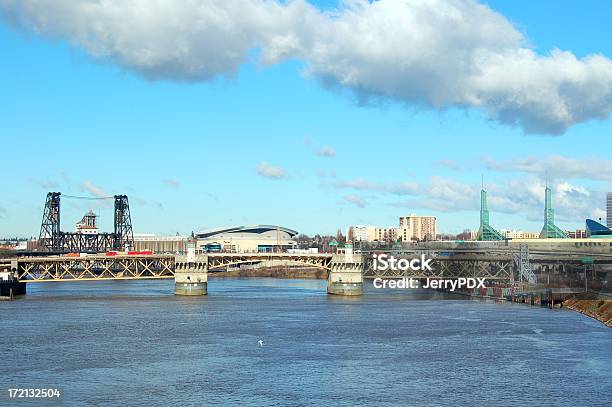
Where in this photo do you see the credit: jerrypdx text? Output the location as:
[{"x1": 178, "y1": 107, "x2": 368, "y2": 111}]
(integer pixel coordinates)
[{"x1": 371, "y1": 253, "x2": 487, "y2": 291}]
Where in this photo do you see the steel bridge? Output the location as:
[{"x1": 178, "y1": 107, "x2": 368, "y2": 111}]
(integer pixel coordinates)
[
  {"x1": 3, "y1": 255, "x2": 175, "y2": 282},
  {"x1": 362, "y1": 255, "x2": 515, "y2": 280},
  {"x1": 3, "y1": 248, "x2": 611, "y2": 284},
  {"x1": 204, "y1": 253, "x2": 334, "y2": 271},
  {"x1": 37, "y1": 192, "x2": 134, "y2": 254},
  {"x1": 2, "y1": 253, "x2": 336, "y2": 283}
]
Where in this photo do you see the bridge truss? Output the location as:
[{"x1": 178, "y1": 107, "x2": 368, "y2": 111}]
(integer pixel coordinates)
[
  {"x1": 205, "y1": 253, "x2": 333, "y2": 271},
  {"x1": 12, "y1": 255, "x2": 175, "y2": 282},
  {"x1": 362, "y1": 255, "x2": 514, "y2": 280}
]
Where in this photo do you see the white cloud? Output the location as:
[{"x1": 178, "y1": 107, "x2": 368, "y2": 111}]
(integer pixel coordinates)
[
  {"x1": 1, "y1": 0, "x2": 611, "y2": 133},
  {"x1": 482, "y1": 155, "x2": 612, "y2": 181},
  {"x1": 487, "y1": 178, "x2": 604, "y2": 223},
  {"x1": 0, "y1": 0, "x2": 319, "y2": 81},
  {"x1": 391, "y1": 176, "x2": 478, "y2": 212},
  {"x1": 298, "y1": 0, "x2": 612, "y2": 134},
  {"x1": 82, "y1": 180, "x2": 110, "y2": 198},
  {"x1": 257, "y1": 161, "x2": 287, "y2": 179},
  {"x1": 390, "y1": 176, "x2": 605, "y2": 225}
]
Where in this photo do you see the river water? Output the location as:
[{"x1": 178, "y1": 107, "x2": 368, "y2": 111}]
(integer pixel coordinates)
[{"x1": 1, "y1": 278, "x2": 611, "y2": 406}]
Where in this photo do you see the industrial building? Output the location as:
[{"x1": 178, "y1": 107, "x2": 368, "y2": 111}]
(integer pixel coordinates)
[
  {"x1": 195, "y1": 225, "x2": 298, "y2": 253},
  {"x1": 133, "y1": 234, "x2": 188, "y2": 254}
]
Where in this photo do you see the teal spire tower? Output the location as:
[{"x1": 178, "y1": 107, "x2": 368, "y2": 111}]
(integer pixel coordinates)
[
  {"x1": 478, "y1": 189, "x2": 503, "y2": 241},
  {"x1": 539, "y1": 186, "x2": 568, "y2": 238}
]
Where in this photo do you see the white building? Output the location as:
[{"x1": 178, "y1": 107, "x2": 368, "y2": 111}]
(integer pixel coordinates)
[
  {"x1": 349, "y1": 225, "x2": 370, "y2": 242},
  {"x1": 75, "y1": 210, "x2": 99, "y2": 235},
  {"x1": 196, "y1": 225, "x2": 298, "y2": 253},
  {"x1": 399, "y1": 214, "x2": 437, "y2": 241},
  {"x1": 499, "y1": 229, "x2": 539, "y2": 239}
]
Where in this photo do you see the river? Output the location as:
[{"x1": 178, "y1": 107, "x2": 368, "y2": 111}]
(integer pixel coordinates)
[{"x1": 1, "y1": 278, "x2": 610, "y2": 406}]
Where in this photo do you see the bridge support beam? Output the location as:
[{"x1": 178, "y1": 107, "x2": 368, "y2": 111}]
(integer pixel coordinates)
[{"x1": 328, "y1": 247, "x2": 363, "y2": 296}]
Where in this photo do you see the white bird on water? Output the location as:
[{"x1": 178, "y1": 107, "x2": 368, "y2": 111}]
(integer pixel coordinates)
[{"x1": 258, "y1": 340, "x2": 264, "y2": 347}]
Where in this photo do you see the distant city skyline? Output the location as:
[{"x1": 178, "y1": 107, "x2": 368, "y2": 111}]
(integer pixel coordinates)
[{"x1": 0, "y1": 1, "x2": 611, "y2": 237}]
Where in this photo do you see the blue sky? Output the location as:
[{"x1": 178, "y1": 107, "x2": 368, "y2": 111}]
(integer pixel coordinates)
[{"x1": 1, "y1": 0, "x2": 611, "y2": 237}]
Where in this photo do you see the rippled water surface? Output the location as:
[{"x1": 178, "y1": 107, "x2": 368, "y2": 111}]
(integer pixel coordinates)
[{"x1": 2, "y1": 279, "x2": 611, "y2": 406}]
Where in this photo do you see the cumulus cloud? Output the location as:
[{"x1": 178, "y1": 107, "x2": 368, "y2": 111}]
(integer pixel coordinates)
[
  {"x1": 0, "y1": 0, "x2": 317, "y2": 81},
  {"x1": 298, "y1": 0, "x2": 612, "y2": 134},
  {"x1": 391, "y1": 176, "x2": 605, "y2": 225},
  {"x1": 82, "y1": 180, "x2": 110, "y2": 198},
  {"x1": 1, "y1": 0, "x2": 611, "y2": 133},
  {"x1": 482, "y1": 155, "x2": 612, "y2": 181},
  {"x1": 257, "y1": 161, "x2": 287, "y2": 179}
]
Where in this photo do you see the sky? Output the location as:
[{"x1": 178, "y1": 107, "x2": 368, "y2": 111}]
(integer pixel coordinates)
[{"x1": 0, "y1": 0, "x2": 611, "y2": 238}]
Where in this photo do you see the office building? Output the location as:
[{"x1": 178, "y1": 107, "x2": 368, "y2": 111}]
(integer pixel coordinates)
[{"x1": 399, "y1": 214, "x2": 437, "y2": 241}]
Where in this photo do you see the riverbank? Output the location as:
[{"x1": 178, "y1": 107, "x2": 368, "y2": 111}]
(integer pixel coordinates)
[
  {"x1": 446, "y1": 288, "x2": 612, "y2": 327},
  {"x1": 209, "y1": 266, "x2": 328, "y2": 280},
  {"x1": 563, "y1": 293, "x2": 612, "y2": 327}
]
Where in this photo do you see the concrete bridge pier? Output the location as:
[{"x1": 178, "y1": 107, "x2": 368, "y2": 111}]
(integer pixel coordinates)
[
  {"x1": 175, "y1": 267, "x2": 207, "y2": 296},
  {"x1": 0, "y1": 261, "x2": 26, "y2": 300},
  {"x1": 174, "y1": 246, "x2": 207, "y2": 296},
  {"x1": 327, "y1": 245, "x2": 363, "y2": 296}
]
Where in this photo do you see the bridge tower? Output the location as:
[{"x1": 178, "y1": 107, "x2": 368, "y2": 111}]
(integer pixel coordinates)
[
  {"x1": 477, "y1": 189, "x2": 503, "y2": 241},
  {"x1": 514, "y1": 243, "x2": 536, "y2": 284},
  {"x1": 113, "y1": 195, "x2": 134, "y2": 250},
  {"x1": 39, "y1": 192, "x2": 61, "y2": 252},
  {"x1": 539, "y1": 186, "x2": 568, "y2": 239},
  {"x1": 327, "y1": 243, "x2": 363, "y2": 295},
  {"x1": 175, "y1": 241, "x2": 208, "y2": 295}
]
